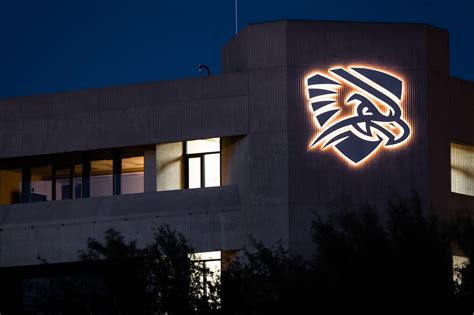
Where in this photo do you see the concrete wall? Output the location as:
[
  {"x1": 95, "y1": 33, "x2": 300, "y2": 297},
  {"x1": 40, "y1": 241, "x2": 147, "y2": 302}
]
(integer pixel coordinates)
[
  {"x1": 0, "y1": 186, "x2": 242, "y2": 267},
  {"x1": 0, "y1": 73, "x2": 249, "y2": 158},
  {"x1": 221, "y1": 22, "x2": 291, "y2": 248},
  {"x1": 449, "y1": 78, "x2": 474, "y2": 143},
  {"x1": 448, "y1": 78, "x2": 474, "y2": 216}
]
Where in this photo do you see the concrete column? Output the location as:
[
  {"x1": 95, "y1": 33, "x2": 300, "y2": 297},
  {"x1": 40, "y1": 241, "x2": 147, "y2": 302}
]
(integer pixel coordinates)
[
  {"x1": 82, "y1": 157, "x2": 91, "y2": 198},
  {"x1": 113, "y1": 150, "x2": 122, "y2": 195},
  {"x1": 21, "y1": 166, "x2": 31, "y2": 203},
  {"x1": 144, "y1": 148, "x2": 157, "y2": 192}
]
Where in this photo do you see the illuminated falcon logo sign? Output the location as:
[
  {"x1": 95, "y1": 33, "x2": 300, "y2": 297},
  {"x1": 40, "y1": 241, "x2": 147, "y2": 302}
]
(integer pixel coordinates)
[{"x1": 306, "y1": 66, "x2": 412, "y2": 166}]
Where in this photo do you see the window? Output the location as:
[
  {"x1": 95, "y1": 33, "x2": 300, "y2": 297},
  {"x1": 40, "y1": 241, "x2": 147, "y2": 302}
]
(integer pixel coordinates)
[
  {"x1": 55, "y1": 164, "x2": 83, "y2": 200},
  {"x1": 31, "y1": 165, "x2": 53, "y2": 202},
  {"x1": 0, "y1": 168, "x2": 21, "y2": 205},
  {"x1": 453, "y1": 255, "x2": 469, "y2": 285},
  {"x1": 90, "y1": 159, "x2": 113, "y2": 197},
  {"x1": 451, "y1": 142, "x2": 474, "y2": 196},
  {"x1": 193, "y1": 251, "x2": 221, "y2": 277},
  {"x1": 185, "y1": 138, "x2": 220, "y2": 189},
  {"x1": 0, "y1": 146, "x2": 150, "y2": 204},
  {"x1": 121, "y1": 156, "x2": 144, "y2": 195},
  {"x1": 73, "y1": 165, "x2": 83, "y2": 199},
  {"x1": 192, "y1": 251, "x2": 221, "y2": 300}
]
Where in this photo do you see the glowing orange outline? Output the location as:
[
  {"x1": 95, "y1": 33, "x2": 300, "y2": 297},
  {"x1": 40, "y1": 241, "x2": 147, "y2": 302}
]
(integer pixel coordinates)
[{"x1": 305, "y1": 64, "x2": 413, "y2": 167}]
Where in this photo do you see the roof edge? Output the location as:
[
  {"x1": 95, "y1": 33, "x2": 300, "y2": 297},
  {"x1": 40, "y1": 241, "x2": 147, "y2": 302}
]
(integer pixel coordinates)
[{"x1": 246, "y1": 19, "x2": 448, "y2": 33}]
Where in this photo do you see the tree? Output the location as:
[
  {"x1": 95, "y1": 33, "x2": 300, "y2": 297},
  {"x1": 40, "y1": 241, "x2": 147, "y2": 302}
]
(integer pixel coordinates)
[
  {"x1": 79, "y1": 225, "x2": 220, "y2": 315},
  {"x1": 144, "y1": 225, "x2": 220, "y2": 315},
  {"x1": 221, "y1": 238, "x2": 311, "y2": 314},
  {"x1": 224, "y1": 197, "x2": 458, "y2": 314},
  {"x1": 78, "y1": 228, "x2": 149, "y2": 314},
  {"x1": 312, "y1": 198, "x2": 455, "y2": 312}
]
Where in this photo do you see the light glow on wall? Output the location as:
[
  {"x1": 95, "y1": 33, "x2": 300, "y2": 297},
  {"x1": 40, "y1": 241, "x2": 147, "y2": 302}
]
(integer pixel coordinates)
[{"x1": 305, "y1": 65, "x2": 412, "y2": 166}]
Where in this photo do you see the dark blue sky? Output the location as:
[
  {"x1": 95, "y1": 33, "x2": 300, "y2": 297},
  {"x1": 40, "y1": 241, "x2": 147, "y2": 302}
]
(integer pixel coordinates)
[{"x1": 0, "y1": 0, "x2": 472, "y2": 99}]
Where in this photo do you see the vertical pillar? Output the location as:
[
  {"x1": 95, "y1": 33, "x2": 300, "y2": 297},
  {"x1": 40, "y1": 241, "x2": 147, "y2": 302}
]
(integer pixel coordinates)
[
  {"x1": 113, "y1": 150, "x2": 121, "y2": 195},
  {"x1": 21, "y1": 166, "x2": 31, "y2": 203},
  {"x1": 68, "y1": 166, "x2": 74, "y2": 199},
  {"x1": 51, "y1": 161, "x2": 57, "y2": 201},
  {"x1": 82, "y1": 155, "x2": 90, "y2": 198},
  {"x1": 144, "y1": 147, "x2": 157, "y2": 193}
]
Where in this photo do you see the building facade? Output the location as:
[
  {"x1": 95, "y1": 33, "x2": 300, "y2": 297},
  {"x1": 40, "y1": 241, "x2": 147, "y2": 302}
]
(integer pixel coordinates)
[{"x1": 0, "y1": 20, "x2": 472, "y2": 273}]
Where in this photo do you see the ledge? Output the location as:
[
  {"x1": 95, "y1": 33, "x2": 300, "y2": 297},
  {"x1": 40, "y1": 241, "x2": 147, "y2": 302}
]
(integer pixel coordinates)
[{"x1": 0, "y1": 185, "x2": 242, "y2": 229}]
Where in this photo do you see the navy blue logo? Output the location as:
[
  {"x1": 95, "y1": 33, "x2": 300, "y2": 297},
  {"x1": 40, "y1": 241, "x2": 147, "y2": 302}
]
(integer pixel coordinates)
[{"x1": 306, "y1": 66, "x2": 411, "y2": 165}]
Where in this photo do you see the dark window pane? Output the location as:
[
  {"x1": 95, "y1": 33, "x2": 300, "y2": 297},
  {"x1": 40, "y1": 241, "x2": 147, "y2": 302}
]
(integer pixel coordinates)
[
  {"x1": 74, "y1": 164, "x2": 83, "y2": 198},
  {"x1": 55, "y1": 167, "x2": 71, "y2": 200},
  {"x1": 0, "y1": 168, "x2": 22, "y2": 204},
  {"x1": 31, "y1": 166, "x2": 52, "y2": 202}
]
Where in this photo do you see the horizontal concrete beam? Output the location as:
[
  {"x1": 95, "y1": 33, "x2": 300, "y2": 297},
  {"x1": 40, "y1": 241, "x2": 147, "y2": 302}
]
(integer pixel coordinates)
[
  {"x1": 0, "y1": 185, "x2": 242, "y2": 267},
  {"x1": 0, "y1": 73, "x2": 249, "y2": 158}
]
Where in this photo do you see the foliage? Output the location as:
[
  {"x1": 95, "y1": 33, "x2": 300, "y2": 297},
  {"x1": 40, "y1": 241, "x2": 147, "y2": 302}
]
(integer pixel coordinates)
[
  {"x1": 78, "y1": 225, "x2": 220, "y2": 315},
  {"x1": 224, "y1": 197, "x2": 461, "y2": 314},
  {"x1": 144, "y1": 225, "x2": 220, "y2": 315},
  {"x1": 79, "y1": 228, "x2": 145, "y2": 261},
  {"x1": 221, "y1": 238, "x2": 311, "y2": 314},
  {"x1": 312, "y1": 198, "x2": 454, "y2": 312},
  {"x1": 78, "y1": 229, "x2": 148, "y2": 314}
]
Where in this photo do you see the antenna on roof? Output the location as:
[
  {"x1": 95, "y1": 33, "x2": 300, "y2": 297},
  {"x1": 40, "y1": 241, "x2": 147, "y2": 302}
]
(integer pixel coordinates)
[{"x1": 235, "y1": 0, "x2": 238, "y2": 34}]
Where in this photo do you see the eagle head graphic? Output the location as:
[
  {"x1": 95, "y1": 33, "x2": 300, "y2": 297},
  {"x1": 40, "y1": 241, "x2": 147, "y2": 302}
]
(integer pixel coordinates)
[{"x1": 306, "y1": 66, "x2": 411, "y2": 165}]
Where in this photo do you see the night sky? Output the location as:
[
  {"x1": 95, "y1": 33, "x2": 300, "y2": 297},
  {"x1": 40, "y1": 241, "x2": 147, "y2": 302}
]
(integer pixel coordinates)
[{"x1": 0, "y1": 0, "x2": 472, "y2": 99}]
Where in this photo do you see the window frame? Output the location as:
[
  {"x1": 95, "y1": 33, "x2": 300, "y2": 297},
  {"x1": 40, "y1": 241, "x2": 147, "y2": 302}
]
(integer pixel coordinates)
[{"x1": 184, "y1": 139, "x2": 221, "y2": 189}]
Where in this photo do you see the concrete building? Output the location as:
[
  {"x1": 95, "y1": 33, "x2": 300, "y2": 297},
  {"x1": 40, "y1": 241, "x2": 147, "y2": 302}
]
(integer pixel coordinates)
[{"x1": 0, "y1": 20, "x2": 472, "y2": 280}]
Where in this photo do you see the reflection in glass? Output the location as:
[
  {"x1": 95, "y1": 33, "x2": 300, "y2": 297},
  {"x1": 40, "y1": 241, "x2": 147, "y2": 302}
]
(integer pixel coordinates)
[
  {"x1": 186, "y1": 138, "x2": 220, "y2": 154},
  {"x1": 31, "y1": 166, "x2": 52, "y2": 202},
  {"x1": 121, "y1": 156, "x2": 144, "y2": 195},
  {"x1": 90, "y1": 160, "x2": 113, "y2": 197},
  {"x1": 0, "y1": 168, "x2": 21, "y2": 205},
  {"x1": 188, "y1": 157, "x2": 201, "y2": 189}
]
